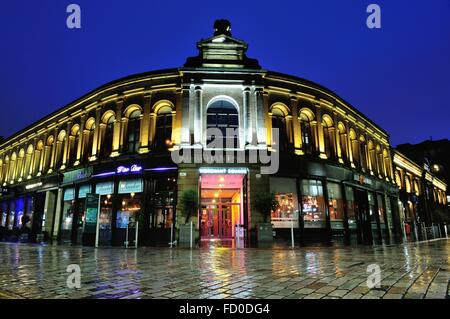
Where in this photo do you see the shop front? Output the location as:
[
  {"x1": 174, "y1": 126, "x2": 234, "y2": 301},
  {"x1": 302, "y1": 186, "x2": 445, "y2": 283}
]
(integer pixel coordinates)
[
  {"x1": 57, "y1": 161, "x2": 177, "y2": 247},
  {"x1": 0, "y1": 177, "x2": 57, "y2": 243},
  {"x1": 198, "y1": 167, "x2": 248, "y2": 242}
]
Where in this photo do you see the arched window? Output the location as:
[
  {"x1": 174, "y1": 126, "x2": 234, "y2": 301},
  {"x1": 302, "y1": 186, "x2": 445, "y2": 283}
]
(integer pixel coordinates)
[
  {"x1": 359, "y1": 136, "x2": 367, "y2": 171},
  {"x1": 405, "y1": 176, "x2": 411, "y2": 193},
  {"x1": 17, "y1": 149, "x2": 25, "y2": 181},
  {"x1": 24, "y1": 144, "x2": 34, "y2": 178},
  {"x1": 55, "y1": 130, "x2": 66, "y2": 169},
  {"x1": 395, "y1": 171, "x2": 402, "y2": 188},
  {"x1": 299, "y1": 109, "x2": 314, "y2": 154},
  {"x1": 100, "y1": 112, "x2": 115, "y2": 158},
  {"x1": 337, "y1": 123, "x2": 348, "y2": 162},
  {"x1": 3, "y1": 156, "x2": 10, "y2": 185},
  {"x1": 376, "y1": 145, "x2": 384, "y2": 177},
  {"x1": 207, "y1": 99, "x2": 239, "y2": 148},
  {"x1": 349, "y1": 129, "x2": 359, "y2": 167},
  {"x1": 68, "y1": 125, "x2": 79, "y2": 167},
  {"x1": 154, "y1": 105, "x2": 173, "y2": 151},
  {"x1": 126, "y1": 110, "x2": 141, "y2": 153},
  {"x1": 83, "y1": 118, "x2": 95, "y2": 162},
  {"x1": 322, "y1": 115, "x2": 335, "y2": 159},
  {"x1": 270, "y1": 105, "x2": 289, "y2": 152},
  {"x1": 34, "y1": 140, "x2": 43, "y2": 174},
  {"x1": 383, "y1": 149, "x2": 391, "y2": 178},
  {"x1": 368, "y1": 140, "x2": 377, "y2": 174},
  {"x1": 43, "y1": 136, "x2": 54, "y2": 173}
]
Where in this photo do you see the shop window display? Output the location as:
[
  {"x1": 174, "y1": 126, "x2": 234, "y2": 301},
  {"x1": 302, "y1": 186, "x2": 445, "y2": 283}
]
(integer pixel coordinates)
[
  {"x1": 327, "y1": 182, "x2": 345, "y2": 231},
  {"x1": 301, "y1": 179, "x2": 326, "y2": 228}
]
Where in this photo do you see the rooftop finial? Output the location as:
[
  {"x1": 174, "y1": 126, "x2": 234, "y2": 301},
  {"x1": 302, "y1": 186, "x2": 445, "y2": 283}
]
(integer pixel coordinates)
[{"x1": 214, "y1": 19, "x2": 231, "y2": 37}]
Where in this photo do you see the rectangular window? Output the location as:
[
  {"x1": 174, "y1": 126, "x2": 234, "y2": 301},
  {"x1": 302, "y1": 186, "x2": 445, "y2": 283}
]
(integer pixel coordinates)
[
  {"x1": 301, "y1": 179, "x2": 326, "y2": 228},
  {"x1": 78, "y1": 185, "x2": 92, "y2": 199},
  {"x1": 327, "y1": 182, "x2": 344, "y2": 231},
  {"x1": 270, "y1": 177, "x2": 299, "y2": 229},
  {"x1": 116, "y1": 193, "x2": 141, "y2": 229},
  {"x1": 345, "y1": 186, "x2": 357, "y2": 230}
]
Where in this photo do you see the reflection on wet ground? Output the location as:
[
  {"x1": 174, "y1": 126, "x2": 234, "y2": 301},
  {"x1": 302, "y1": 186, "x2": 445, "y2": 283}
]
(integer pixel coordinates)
[{"x1": 0, "y1": 239, "x2": 449, "y2": 299}]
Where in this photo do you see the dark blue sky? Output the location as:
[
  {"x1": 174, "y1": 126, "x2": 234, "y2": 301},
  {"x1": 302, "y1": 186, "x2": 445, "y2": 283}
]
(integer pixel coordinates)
[{"x1": 1, "y1": 0, "x2": 449, "y2": 146}]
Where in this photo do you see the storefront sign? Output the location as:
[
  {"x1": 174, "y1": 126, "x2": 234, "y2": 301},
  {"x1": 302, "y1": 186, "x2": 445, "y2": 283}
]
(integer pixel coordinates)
[
  {"x1": 199, "y1": 167, "x2": 248, "y2": 175},
  {"x1": 354, "y1": 174, "x2": 373, "y2": 186},
  {"x1": 95, "y1": 182, "x2": 114, "y2": 195},
  {"x1": 78, "y1": 185, "x2": 92, "y2": 199},
  {"x1": 63, "y1": 188, "x2": 75, "y2": 201},
  {"x1": 118, "y1": 179, "x2": 143, "y2": 194},
  {"x1": 25, "y1": 182, "x2": 43, "y2": 190},
  {"x1": 63, "y1": 167, "x2": 93, "y2": 184},
  {"x1": 117, "y1": 164, "x2": 142, "y2": 174}
]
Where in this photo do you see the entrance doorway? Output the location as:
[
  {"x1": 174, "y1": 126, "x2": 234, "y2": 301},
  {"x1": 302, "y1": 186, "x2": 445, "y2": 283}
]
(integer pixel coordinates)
[{"x1": 199, "y1": 174, "x2": 245, "y2": 240}]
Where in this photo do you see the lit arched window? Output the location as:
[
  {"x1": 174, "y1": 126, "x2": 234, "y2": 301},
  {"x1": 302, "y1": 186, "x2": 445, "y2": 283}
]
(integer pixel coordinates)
[
  {"x1": 322, "y1": 115, "x2": 335, "y2": 159},
  {"x1": 126, "y1": 110, "x2": 141, "y2": 153},
  {"x1": 83, "y1": 118, "x2": 95, "y2": 162},
  {"x1": 43, "y1": 136, "x2": 54, "y2": 173},
  {"x1": 359, "y1": 136, "x2": 367, "y2": 171},
  {"x1": 207, "y1": 99, "x2": 239, "y2": 148},
  {"x1": 337, "y1": 123, "x2": 348, "y2": 162},
  {"x1": 350, "y1": 129, "x2": 359, "y2": 167},
  {"x1": 55, "y1": 130, "x2": 66, "y2": 169},
  {"x1": 270, "y1": 106, "x2": 289, "y2": 152},
  {"x1": 68, "y1": 125, "x2": 79, "y2": 167},
  {"x1": 299, "y1": 109, "x2": 314, "y2": 154},
  {"x1": 154, "y1": 106, "x2": 173, "y2": 151},
  {"x1": 101, "y1": 112, "x2": 115, "y2": 158},
  {"x1": 368, "y1": 140, "x2": 377, "y2": 174}
]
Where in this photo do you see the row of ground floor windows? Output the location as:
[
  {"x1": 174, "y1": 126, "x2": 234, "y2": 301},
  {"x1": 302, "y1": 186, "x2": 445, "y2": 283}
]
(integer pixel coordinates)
[{"x1": 1, "y1": 175, "x2": 397, "y2": 246}]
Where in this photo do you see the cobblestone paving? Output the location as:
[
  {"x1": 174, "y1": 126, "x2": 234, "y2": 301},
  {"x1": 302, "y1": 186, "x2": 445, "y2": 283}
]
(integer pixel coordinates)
[{"x1": 0, "y1": 239, "x2": 449, "y2": 299}]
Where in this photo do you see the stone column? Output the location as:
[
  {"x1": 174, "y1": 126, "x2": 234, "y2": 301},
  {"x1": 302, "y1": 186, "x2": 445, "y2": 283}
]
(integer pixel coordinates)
[
  {"x1": 291, "y1": 96, "x2": 303, "y2": 155},
  {"x1": 315, "y1": 103, "x2": 326, "y2": 159},
  {"x1": 180, "y1": 85, "x2": 191, "y2": 145},
  {"x1": 243, "y1": 87, "x2": 251, "y2": 145},
  {"x1": 74, "y1": 114, "x2": 86, "y2": 165},
  {"x1": 255, "y1": 88, "x2": 266, "y2": 146},
  {"x1": 111, "y1": 99, "x2": 123, "y2": 157},
  {"x1": 333, "y1": 112, "x2": 343, "y2": 163},
  {"x1": 345, "y1": 120, "x2": 355, "y2": 168},
  {"x1": 61, "y1": 121, "x2": 71, "y2": 170},
  {"x1": 90, "y1": 106, "x2": 102, "y2": 160},
  {"x1": 139, "y1": 93, "x2": 152, "y2": 153},
  {"x1": 48, "y1": 126, "x2": 59, "y2": 173},
  {"x1": 173, "y1": 89, "x2": 183, "y2": 146},
  {"x1": 194, "y1": 86, "x2": 202, "y2": 145},
  {"x1": 263, "y1": 91, "x2": 271, "y2": 148}
]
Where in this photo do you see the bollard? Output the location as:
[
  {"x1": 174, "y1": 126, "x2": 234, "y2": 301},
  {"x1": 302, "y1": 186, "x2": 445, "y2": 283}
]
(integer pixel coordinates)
[
  {"x1": 190, "y1": 221, "x2": 193, "y2": 249},
  {"x1": 291, "y1": 219, "x2": 294, "y2": 248},
  {"x1": 169, "y1": 222, "x2": 174, "y2": 248},
  {"x1": 135, "y1": 221, "x2": 139, "y2": 248}
]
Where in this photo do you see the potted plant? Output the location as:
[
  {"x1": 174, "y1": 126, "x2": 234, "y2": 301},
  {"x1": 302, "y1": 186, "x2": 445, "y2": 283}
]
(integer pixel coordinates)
[
  {"x1": 254, "y1": 192, "x2": 279, "y2": 242},
  {"x1": 178, "y1": 189, "x2": 199, "y2": 246}
]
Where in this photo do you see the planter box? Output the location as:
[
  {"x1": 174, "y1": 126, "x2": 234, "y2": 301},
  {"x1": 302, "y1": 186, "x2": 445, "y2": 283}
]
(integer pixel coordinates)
[
  {"x1": 257, "y1": 223, "x2": 273, "y2": 242},
  {"x1": 179, "y1": 224, "x2": 196, "y2": 247}
]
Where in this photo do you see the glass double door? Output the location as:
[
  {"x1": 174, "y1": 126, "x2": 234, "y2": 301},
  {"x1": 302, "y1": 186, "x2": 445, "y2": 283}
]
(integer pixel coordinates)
[{"x1": 201, "y1": 202, "x2": 234, "y2": 239}]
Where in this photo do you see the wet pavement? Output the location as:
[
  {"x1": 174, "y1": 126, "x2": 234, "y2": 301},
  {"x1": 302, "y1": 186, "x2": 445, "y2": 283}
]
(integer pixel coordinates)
[{"x1": 0, "y1": 239, "x2": 449, "y2": 299}]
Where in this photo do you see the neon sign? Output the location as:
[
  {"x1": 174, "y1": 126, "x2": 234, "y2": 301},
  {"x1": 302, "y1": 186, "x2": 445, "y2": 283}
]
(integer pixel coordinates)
[{"x1": 117, "y1": 165, "x2": 142, "y2": 174}]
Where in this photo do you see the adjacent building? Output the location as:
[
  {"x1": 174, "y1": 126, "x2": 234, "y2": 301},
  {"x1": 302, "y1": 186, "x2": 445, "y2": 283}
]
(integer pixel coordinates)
[{"x1": 0, "y1": 20, "x2": 447, "y2": 247}]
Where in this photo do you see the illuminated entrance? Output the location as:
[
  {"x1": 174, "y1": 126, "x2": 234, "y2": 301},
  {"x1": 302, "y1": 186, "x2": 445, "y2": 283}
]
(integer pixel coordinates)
[{"x1": 199, "y1": 172, "x2": 246, "y2": 240}]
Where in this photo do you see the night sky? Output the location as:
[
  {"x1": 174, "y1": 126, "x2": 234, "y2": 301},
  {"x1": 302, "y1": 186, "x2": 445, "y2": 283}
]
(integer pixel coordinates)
[{"x1": 1, "y1": 0, "x2": 449, "y2": 146}]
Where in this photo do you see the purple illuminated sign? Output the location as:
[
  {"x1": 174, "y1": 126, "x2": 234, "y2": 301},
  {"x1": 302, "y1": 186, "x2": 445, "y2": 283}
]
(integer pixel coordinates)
[{"x1": 116, "y1": 164, "x2": 143, "y2": 174}]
